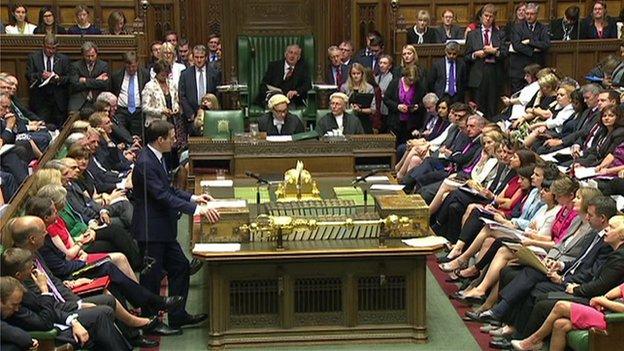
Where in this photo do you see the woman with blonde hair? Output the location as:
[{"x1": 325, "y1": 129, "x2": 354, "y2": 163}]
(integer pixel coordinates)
[
  {"x1": 191, "y1": 93, "x2": 221, "y2": 136},
  {"x1": 524, "y1": 82, "x2": 577, "y2": 148},
  {"x1": 150, "y1": 42, "x2": 186, "y2": 87},
  {"x1": 67, "y1": 4, "x2": 101, "y2": 35},
  {"x1": 106, "y1": 10, "x2": 128, "y2": 35},
  {"x1": 407, "y1": 10, "x2": 438, "y2": 44},
  {"x1": 27, "y1": 168, "x2": 63, "y2": 197},
  {"x1": 340, "y1": 63, "x2": 376, "y2": 133}
]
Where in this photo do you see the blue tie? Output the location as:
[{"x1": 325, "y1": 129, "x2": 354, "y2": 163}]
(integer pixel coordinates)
[{"x1": 127, "y1": 75, "x2": 136, "y2": 113}]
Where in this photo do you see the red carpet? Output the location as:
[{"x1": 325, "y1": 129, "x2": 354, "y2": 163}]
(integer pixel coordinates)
[{"x1": 426, "y1": 254, "x2": 497, "y2": 351}]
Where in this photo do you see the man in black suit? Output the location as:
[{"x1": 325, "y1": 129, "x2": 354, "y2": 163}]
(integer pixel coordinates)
[
  {"x1": 110, "y1": 51, "x2": 150, "y2": 137},
  {"x1": 25, "y1": 34, "x2": 70, "y2": 129},
  {"x1": 259, "y1": 44, "x2": 311, "y2": 107},
  {"x1": 509, "y1": 3, "x2": 550, "y2": 93},
  {"x1": 257, "y1": 94, "x2": 305, "y2": 136},
  {"x1": 428, "y1": 41, "x2": 467, "y2": 103},
  {"x1": 132, "y1": 120, "x2": 218, "y2": 330},
  {"x1": 325, "y1": 45, "x2": 349, "y2": 87},
  {"x1": 179, "y1": 45, "x2": 221, "y2": 123},
  {"x1": 465, "y1": 4, "x2": 506, "y2": 120},
  {"x1": 434, "y1": 9, "x2": 464, "y2": 43},
  {"x1": 1, "y1": 275, "x2": 132, "y2": 350},
  {"x1": 68, "y1": 41, "x2": 109, "y2": 113},
  {"x1": 353, "y1": 34, "x2": 383, "y2": 74},
  {"x1": 549, "y1": 5, "x2": 580, "y2": 41}
]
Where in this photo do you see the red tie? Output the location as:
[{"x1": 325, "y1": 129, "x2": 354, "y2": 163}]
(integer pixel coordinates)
[
  {"x1": 484, "y1": 28, "x2": 490, "y2": 46},
  {"x1": 335, "y1": 66, "x2": 343, "y2": 86},
  {"x1": 285, "y1": 66, "x2": 294, "y2": 80}
]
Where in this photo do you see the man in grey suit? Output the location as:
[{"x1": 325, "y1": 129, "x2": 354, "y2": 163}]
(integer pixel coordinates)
[
  {"x1": 68, "y1": 42, "x2": 109, "y2": 113},
  {"x1": 428, "y1": 41, "x2": 467, "y2": 103},
  {"x1": 434, "y1": 9, "x2": 464, "y2": 43}
]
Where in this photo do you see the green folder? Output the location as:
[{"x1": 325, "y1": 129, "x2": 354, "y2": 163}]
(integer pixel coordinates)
[
  {"x1": 333, "y1": 187, "x2": 365, "y2": 206},
  {"x1": 292, "y1": 130, "x2": 319, "y2": 141},
  {"x1": 234, "y1": 187, "x2": 271, "y2": 204}
]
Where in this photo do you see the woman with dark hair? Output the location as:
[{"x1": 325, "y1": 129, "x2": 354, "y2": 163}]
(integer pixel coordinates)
[
  {"x1": 5, "y1": 3, "x2": 36, "y2": 34},
  {"x1": 384, "y1": 65, "x2": 426, "y2": 144},
  {"x1": 581, "y1": 0, "x2": 618, "y2": 39},
  {"x1": 575, "y1": 105, "x2": 624, "y2": 167},
  {"x1": 536, "y1": 88, "x2": 587, "y2": 154},
  {"x1": 33, "y1": 7, "x2": 66, "y2": 34}
]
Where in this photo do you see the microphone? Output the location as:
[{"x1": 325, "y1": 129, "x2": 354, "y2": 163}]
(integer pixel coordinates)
[
  {"x1": 352, "y1": 169, "x2": 384, "y2": 186},
  {"x1": 245, "y1": 171, "x2": 269, "y2": 184}
]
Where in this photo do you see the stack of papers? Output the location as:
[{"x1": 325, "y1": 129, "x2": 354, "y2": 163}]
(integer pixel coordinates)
[
  {"x1": 402, "y1": 236, "x2": 449, "y2": 247},
  {"x1": 203, "y1": 199, "x2": 247, "y2": 209},
  {"x1": 364, "y1": 175, "x2": 390, "y2": 183},
  {"x1": 193, "y1": 243, "x2": 241, "y2": 253}
]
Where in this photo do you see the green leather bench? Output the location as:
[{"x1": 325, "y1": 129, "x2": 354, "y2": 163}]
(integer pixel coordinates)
[
  {"x1": 203, "y1": 110, "x2": 245, "y2": 139},
  {"x1": 567, "y1": 313, "x2": 624, "y2": 351},
  {"x1": 237, "y1": 35, "x2": 316, "y2": 122}
]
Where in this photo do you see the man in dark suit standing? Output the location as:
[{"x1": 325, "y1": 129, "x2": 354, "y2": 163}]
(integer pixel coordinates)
[
  {"x1": 259, "y1": 44, "x2": 311, "y2": 107},
  {"x1": 325, "y1": 46, "x2": 349, "y2": 87},
  {"x1": 434, "y1": 9, "x2": 464, "y2": 43},
  {"x1": 179, "y1": 45, "x2": 221, "y2": 124},
  {"x1": 68, "y1": 41, "x2": 109, "y2": 113},
  {"x1": 132, "y1": 120, "x2": 219, "y2": 330},
  {"x1": 465, "y1": 3, "x2": 506, "y2": 121},
  {"x1": 428, "y1": 41, "x2": 467, "y2": 103},
  {"x1": 25, "y1": 34, "x2": 70, "y2": 129},
  {"x1": 509, "y1": 3, "x2": 550, "y2": 93},
  {"x1": 257, "y1": 94, "x2": 305, "y2": 136},
  {"x1": 353, "y1": 34, "x2": 384, "y2": 75},
  {"x1": 110, "y1": 51, "x2": 150, "y2": 137}
]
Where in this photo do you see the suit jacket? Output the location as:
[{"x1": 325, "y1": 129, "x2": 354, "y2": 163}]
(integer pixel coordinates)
[
  {"x1": 428, "y1": 57, "x2": 467, "y2": 101},
  {"x1": 549, "y1": 18, "x2": 580, "y2": 40},
  {"x1": 406, "y1": 27, "x2": 439, "y2": 44},
  {"x1": 563, "y1": 235, "x2": 612, "y2": 286},
  {"x1": 258, "y1": 59, "x2": 310, "y2": 106},
  {"x1": 5, "y1": 292, "x2": 60, "y2": 332},
  {"x1": 579, "y1": 127, "x2": 624, "y2": 167},
  {"x1": 509, "y1": 21, "x2": 550, "y2": 79},
  {"x1": 39, "y1": 235, "x2": 87, "y2": 279},
  {"x1": 315, "y1": 112, "x2": 364, "y2": 136},
  {"x1": 68, "y1": 59, "x2": 109, "y2": 111},
  {"x1": 257, "y1": 112, "x2": 305, "y2": 136},
  {"x1": 382, "y1": 76, "x2": 426, "y2": 131},
  {"x1": 178, "y1": 65, "x2": 220, "y2": 120},
  {"x1": 65, "y1": 181, "x2": 102, "y2": 221},
  {"x1": 447, "y1": 135, "x2": 482, "y2": 168},
  {"x1": 131, "y1": 146, "x2": 196, "y2": 242},
  {"x1": 565, "y1": 107, "x2": 601, "y2": 147},
  {"x1": 465, "y1": 26, "x2": 507, "y2": 88},
  {"x1": 1, "y1": 321, "x2": 34, "y2": 350},
  {"x1": 325, "y1": 64, "x2": 349, "y2": 86},
  {"x1": 573, "y1": 243, "x2": 624, "y2": 297},
  {"x1": 25, "y1": 50, "x2": 70, "y2": 112},
  {"x1": 580, "y1": 18, "x2": 619, "y2": 39},
  {"x1": 110, "y1": 67, "x2": 150, "y2": 102},
  {"x1": 434, "y1": 25, "x2": 465, "y2": 43}
]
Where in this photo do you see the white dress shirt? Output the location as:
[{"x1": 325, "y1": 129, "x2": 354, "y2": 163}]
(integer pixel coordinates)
[{"x1": 118, "y1": 71, "x2": 140, "y2": 108}]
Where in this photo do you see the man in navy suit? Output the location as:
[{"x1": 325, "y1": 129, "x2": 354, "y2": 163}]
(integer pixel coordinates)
[
  {"x1": 132, "y1": 120, "x2": 219, "y2": 331},
  {"x1": 464, "y1": 4, "x2": 506, "y2": 120},
  {"x1": 178, "y1": 45, "x2": 221, "y2": 123},
  {"x1": 428, "y1": 41, "x2": 467, "y2": 103},
  {"x1": 68, "y1": 41, "x2": 109, "y2": 113},
  {"x1": 325, "y1": 46, "x2": 349, "y2": 87},
  {"x1": 509, "y1": 3, "x2": 550, "y2": 93},
  {"x1": 25, "y1": 34, "x2": 70, "y2": 128}
]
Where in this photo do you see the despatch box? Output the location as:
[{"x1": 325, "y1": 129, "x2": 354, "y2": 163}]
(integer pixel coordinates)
[
  {"x1": 374, "y1": 194, "x2": 429, "y2": 236},
  {"x1": 193, "y1": 206, "x2": 251, "y2": 244}
]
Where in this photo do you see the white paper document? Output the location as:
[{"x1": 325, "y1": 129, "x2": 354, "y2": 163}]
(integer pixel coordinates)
[
  {"x1": 202, "y1": 199, "x2": 247, "y2": 209},
  {"x1": 402, "y1": 236, "x2": 449, "y2": 247},
  {"x1": 38, "y1": 73, "x2": 57, "y2": 88},
  {"x1": 193, "y1": 243, "x2": 241, "y2": 253},
  {"x1": 574, "y1": 167, "x2": 597, "y2": 180},
  {"x1": 370, "y1": 184, "x2": 405, "y2": 191},
  {"x1": 200, "y1": 179, "x2": 234, "y2": 187},
  {"x1": 266, "y1": 135, "x2": 293, "y2": 142},
  {"x1": 313, "y1": 84, "x2": 339, "y2": 90},
  {"x1": 365, "y1": 175, "x2": 390, "y2": 183}
]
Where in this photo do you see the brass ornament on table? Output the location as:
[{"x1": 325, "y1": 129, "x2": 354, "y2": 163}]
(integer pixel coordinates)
[{"x1": 275, "y1": 161, "x2": 321, "y2": 201}]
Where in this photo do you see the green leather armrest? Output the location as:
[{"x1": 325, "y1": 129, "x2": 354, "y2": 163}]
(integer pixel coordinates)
[
  {"x1": 567, "y1": 330, "x2": 589, "y2": 351},
  {"x1": 29, "y1": 329, "x2": 58, "y2": 339},
  {"x1": 605, "y1": 312, "x2": 624, "y2": 323}
]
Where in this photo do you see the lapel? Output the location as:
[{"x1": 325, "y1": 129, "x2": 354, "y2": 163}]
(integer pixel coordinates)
[
  {"x1": 475, "y1": 28, "x2": 484, "y2": 48},
  {"x1": 36, "y1": 50, "x2": 46, "y2": 71},
  {"x1": 146, "y1": 146, "x2": 168, "y2": 179}
]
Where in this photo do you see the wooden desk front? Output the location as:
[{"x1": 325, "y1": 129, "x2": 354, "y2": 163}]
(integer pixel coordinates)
[
  {"x1": 193, "y1": 239, "x2": 443, "y2": 349},
  {"x1": 188, "y1": 134, "x2": 396, "y2": 178}
]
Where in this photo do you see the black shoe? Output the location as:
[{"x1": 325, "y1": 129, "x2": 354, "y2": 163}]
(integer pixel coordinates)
[
  {"x1": 189, "y1": 258, "x2": 204, "y2": 276},
  {"x1": 131, "y1": 335, "x2": 160, "y2": 348},
  {"x1": 170, "y1": 313, "x2": 209, "y2": 329},
  {"x1": 141, "y1": 316, "x2": 159, "y2": 333},
  {"x1": 457, "y1": 294, "x2": 486, "y2": 305},
  {"x1": 489, "y1": 338, "x2": 512, "y2": 349},
  {"x1": 162, "y1": 296, "x2": 184, "y2": 311},
  {"x1": 466, "y1": 309, "x2": 500, "y2": 324},
  {"x1": 144, "y1": 320, "x2": 182, "y2": 336}
]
